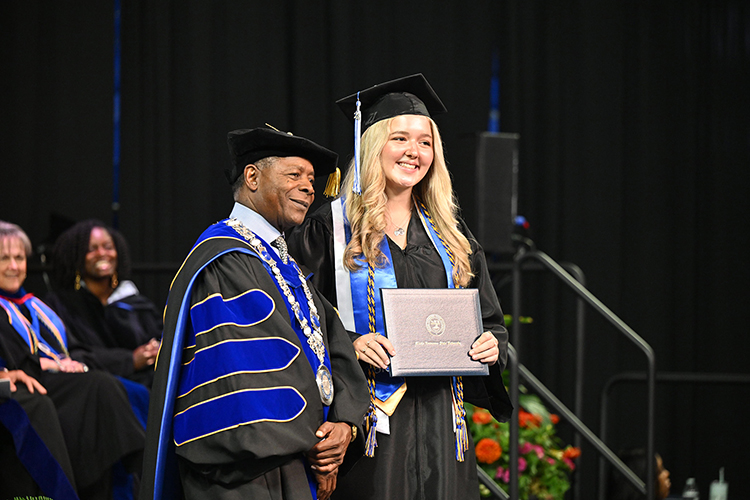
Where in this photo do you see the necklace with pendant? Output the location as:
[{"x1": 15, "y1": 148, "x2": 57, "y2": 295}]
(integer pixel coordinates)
[{"x1": 389, "y1": 208, "x2": 412, "y2": 237}]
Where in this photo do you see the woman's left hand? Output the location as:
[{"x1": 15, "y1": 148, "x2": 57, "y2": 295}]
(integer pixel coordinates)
[{"x1": 469, "y1": 331, "x2": 499, "y2": 365}]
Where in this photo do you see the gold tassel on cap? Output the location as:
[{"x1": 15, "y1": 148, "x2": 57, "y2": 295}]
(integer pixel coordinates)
[{"x1": 323, "y1": 167, "x2": 341, "y2": 198}]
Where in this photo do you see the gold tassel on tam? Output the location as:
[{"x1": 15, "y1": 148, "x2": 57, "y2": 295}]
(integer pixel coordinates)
[{"x1": 323, "y1": 167, "x2": 341, "y2": 198}]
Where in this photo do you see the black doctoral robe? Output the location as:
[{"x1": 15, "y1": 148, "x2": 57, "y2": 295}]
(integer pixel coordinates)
[
  {"x1": 140, "y1": 222, "x2": 370, "y2": 500},
  {"x1": 0, "y1": 369, "x2": 77, "y2": 499},
  {"x1": 287, "y1": 202, "x2": 513, "y2": 500},
  {"x1": 45, "y1": 285, "x2": 162, "y2": 387},
  {"x1": 0, "y1": 298, "x2": 146, "y2": 497}
]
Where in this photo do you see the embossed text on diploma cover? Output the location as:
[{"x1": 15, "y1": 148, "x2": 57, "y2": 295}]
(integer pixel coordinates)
[{"x1": 380, "y1": 288, "x2": 489, "y2": 377}]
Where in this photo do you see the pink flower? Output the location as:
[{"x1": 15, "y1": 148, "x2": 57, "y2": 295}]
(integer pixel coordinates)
[
  {"x1": 495, "y1": 466, "x2": 510, "y2": 483},
  {"x1": 519, "y1": 442, "x2": 533, "y2": 455},
  {"x1": 532, "y1": 444, "x2": 545, "y2": 459},
  {"x1": 563, "y1": 457, "x2": 576, "y2": 470},
  {"x1": 547, "y1": 457, "x2": 556, "y2": 465},
  {"x1": 518, "y1": 457, "x2": 527, "y2": 473}
]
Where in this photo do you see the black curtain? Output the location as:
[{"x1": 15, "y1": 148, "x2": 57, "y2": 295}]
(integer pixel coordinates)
[{"x1": 2, "y1": 1, "x2": 748, "y2": 498}]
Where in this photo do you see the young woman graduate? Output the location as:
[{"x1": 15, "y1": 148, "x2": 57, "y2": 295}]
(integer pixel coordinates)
[{"x1": 287, "y1": 74, "x2": 513, "y2": 499}]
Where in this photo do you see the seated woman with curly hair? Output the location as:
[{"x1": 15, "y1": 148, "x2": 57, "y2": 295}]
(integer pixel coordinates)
[{"x1": 45, "y1": 219, "x2": 161, "y2": 387}]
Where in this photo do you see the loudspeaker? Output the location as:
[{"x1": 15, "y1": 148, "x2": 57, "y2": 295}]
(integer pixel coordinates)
[{"x1": 474, "y1": 132, "x2": 519, "y2": 254}]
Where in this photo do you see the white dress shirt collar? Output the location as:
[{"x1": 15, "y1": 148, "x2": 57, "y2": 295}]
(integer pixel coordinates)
[{"x1": 229, "y1": 202, "x2": 283, "y2": 250}]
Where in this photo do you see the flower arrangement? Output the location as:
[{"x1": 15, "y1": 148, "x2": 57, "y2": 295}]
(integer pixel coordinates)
[{"x1": 467, "y1": 390, "x2": 581, "y2": 500}]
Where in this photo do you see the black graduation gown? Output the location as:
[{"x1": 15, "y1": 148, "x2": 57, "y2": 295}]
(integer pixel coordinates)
[
  {"x1": 0, "y1": 305, "x2": 146, "y2": 496},
  {"x1": 45, "y1": 286, "x2": 161, "y2": 386},
  {"x1": 287, "y1": 202, "x2": 513, "y2": 500},
  {"x1": 140, "y1": 224, "x2": 370, "y2": 500},
  {"x1": 0, "y1": 377, "x2": 77, "y2": 498}
]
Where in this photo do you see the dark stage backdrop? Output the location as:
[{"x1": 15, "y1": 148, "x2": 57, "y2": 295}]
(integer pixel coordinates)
[{"x1": 2, "y1": 1, "x2": 749, "y2": 498}]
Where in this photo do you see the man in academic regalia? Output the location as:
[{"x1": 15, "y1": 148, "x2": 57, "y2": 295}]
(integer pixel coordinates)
[{"x1": 140, "y1": 127, "x2": 370, "y2": 500}]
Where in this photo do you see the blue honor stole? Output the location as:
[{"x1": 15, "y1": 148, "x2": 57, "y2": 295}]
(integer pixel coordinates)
[
  {"x1": 331, "y1": 198, "x2": 457, "y2": 383},
  {"x1": 331, "y1": 199, "x2": 403, "y2": 405},
  {"x1": 331, "y1": 198, "x2": 469, "y2": 460}
]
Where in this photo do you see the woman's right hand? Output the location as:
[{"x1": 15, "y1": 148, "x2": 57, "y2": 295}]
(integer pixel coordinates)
[
  {"x1": 353, "y1": 332, "x2": 395, "y2": 370},
  {"x1": 133, "y1": 338, "x2": 160, "y2": 371}
]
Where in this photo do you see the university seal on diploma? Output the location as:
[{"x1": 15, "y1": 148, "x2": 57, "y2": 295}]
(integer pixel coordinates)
[{"x1": 380, "y1": 289, "x2": 490, "y2": 377}]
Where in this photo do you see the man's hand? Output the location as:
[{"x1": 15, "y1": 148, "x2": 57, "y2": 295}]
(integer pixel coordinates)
[
  {"x1": 306, "y1": 421, "x2": 352, "y2": 474},
  {"x1": 0, "y1": 369, "x2": 47, "y2": 394},
  {"x1": 313, "y1": 469, "x2": 338, "y2": 500}
]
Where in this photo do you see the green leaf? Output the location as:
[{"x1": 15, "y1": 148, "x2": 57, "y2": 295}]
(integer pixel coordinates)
[{"x1": 520, "y1": 394, "x2": 551, "y2": 424}]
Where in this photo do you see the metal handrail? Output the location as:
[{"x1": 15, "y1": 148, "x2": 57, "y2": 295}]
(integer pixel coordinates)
[
  {"x1": 509, "y1": 246, "x2": 656, "y2": 500},
  {"x1": 509, "y1": 346, "x2": 646, "y2": 497}
]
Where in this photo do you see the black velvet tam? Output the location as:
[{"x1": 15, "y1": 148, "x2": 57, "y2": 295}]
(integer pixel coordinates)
[
  {"x1": 226, "y1": 127, "x2": 339, "y2": 184},
  {"x1": 335, "y1": 73, "x2": 447, "y2": 131}
]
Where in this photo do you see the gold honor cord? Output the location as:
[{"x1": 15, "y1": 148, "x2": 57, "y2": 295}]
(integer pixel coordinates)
[{"x1": 419, "y1": 202, "x2": 469, "y2": 461}]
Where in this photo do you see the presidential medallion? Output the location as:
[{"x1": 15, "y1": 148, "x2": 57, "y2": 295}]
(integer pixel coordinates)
[{"x1": 316, "y1": 364, "x2": 334, "y2": 405}]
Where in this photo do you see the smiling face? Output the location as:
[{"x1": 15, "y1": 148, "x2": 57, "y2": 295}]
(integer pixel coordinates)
[
  {"x1": 379, "y1": 114, "x2": 434, "y2": 196},
  {"x1": 250, "y1": 156, "x2": 316, "y2": 232},
  {"x1": 0, "y1": 237, "x2": 27, "y2": 293},
  {"x1": 84, "y1": 227, "x2": 118, "y2": 281}
]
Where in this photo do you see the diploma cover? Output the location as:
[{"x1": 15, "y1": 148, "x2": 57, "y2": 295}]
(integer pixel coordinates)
[{"x1": 380, "y1": 288, "x2": 489, "y2": 377}]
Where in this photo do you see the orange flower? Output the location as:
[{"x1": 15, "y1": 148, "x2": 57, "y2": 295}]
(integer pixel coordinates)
[
  {"x1": 475, "y1": 438, "x2": 503, "y2": 464},
  {"x1": 563, "y1": 446, "x2": 581, "y2": 460},
  {"x1": 550, "y1": 414, "x2": 560, "y2": 425},
  {"x1": 518, "y1": 409, "x2": 542, "y2": 428},
  {"x1": 472, "y1": 409, "x2": 493, "y2": 425}
]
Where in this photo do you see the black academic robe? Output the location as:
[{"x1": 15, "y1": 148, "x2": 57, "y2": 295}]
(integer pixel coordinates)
[
  {"x1": 140, "y1": 222, "x2": 370, "y2": 500},
  {"x1": 287, "y1": 202, "x2": 513, "y2": 500},
  {"x1": 0, "y1": 378, "x2": 77, "y2": 499},
  {"x1": 0, "y1": 302, "x2": 146, "y2": 496},
  {"x1": 45, "y1": 286, "x2": 162, "y2": 386}
]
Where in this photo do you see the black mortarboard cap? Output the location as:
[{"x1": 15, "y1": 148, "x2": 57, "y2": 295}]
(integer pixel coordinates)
[
  {"x1": 335, "y1": 73, "x2": 447, "y2": 131},
  {"x1": 225, "y1": 127, "x2": 338, "y2": 184}
]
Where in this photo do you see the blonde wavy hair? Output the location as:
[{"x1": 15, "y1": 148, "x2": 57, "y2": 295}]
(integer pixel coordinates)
[{"x1": 341, "y1": 116, "x2": 474, "y2": 287}]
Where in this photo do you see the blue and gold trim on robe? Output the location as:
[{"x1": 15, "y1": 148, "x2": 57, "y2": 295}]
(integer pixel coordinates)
[
  {"x1": 146, "y1": 220, "x2": 338, "y2": 500},
  {"x1": 0, "y1": 292, "x2": 151, "y2": 430},
  {"x1": 0, "y1": 296, "x2": 44, "y2": 355}
]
